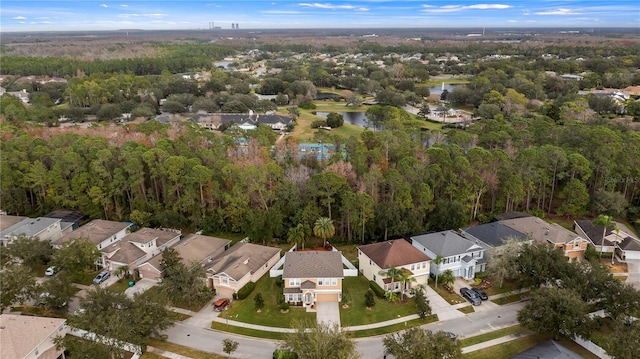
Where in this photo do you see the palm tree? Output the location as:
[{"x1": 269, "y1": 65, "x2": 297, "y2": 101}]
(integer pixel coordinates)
[
  {"x1": 593, "y1": 214, "x2": 616, "y2": 259},
  {"x1": 112, "y1": 265, "x2": 129, "y2": 280},
  {"x1": 379, "y1": 266, "x2": 401, "y2": 293},
  {"x1": 313, "y1": 217, "x2": 335, "y2": 247},
  {"x1": 438, "y1": 269, "x2": 455, "y2": 291},
  {"x1": 287, "y1": 223, "x2": 310, "y2": 250},
  {"x1": 397, "y1": 269, "x2": 416, "y2": 300},
  {"x1": 433, "y1": 255, "x2": 444, "y2": 288}
]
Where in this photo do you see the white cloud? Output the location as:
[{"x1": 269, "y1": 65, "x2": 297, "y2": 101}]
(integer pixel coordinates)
[
  {"x1": 100, "y1": 4, "x2": 108, "y2": 8},
  {"x1": 422, "y1": 3, "x2": 512, "y2": 13},
  {"x1": 12, "y1": 16, "x2": 27, "y2": 20},
  {"x1": 121, "y1": 4, "x2": 129, "y2": 7},
  {"x1": 299, "y1": 3, "x2": 367, "y2": 10},
  {"x1": 535, "y1": 8, "x2": 580, "y2": 15}
]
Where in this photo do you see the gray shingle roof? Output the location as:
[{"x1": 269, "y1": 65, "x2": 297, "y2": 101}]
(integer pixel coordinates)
[
  {"x1": 462, "y1": 222, "x2": 529, "y2": 248},
  {"x1": 206, "y1": 242, "x2": 280, "y2": 281},
  {"x1": 500, "y1": 217, "x2": 579, "y2": 245},
  {"x1": 410, "y1": 230, "x2": 482, "y2": 257},
  {"x1": 0, "y1": 217, "x2": 60, "y2": 239},
  {"x1": 282, "y1": 251, "x2": 344, "y2": 279},
  {"x1": 53, "y1": 219, "x2": 132, "y2": 246}
]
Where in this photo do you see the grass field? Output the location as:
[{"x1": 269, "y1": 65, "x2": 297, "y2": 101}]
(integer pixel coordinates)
[
  {"x1": 459, "y1": 326, "x2": 528, "y2": 347},
  {"x1": 491, "y1": 294, "x2": 524, "y2": 305},
  {"x1": 218, "y1": 275, "x2": 315, "y2": 328},
  {"x1": 462, "y1": 333, "x2": 547, "y2": 359},
  {"x1": 428, "y1": 282, "x2": 466, "y2": 305},
  {"x1": 147, "y1": 340, "x2": 226, "y2": 359},
  {"x1": 349, "y1": 315, "x2": 438, "y2": 338},
  {"x1": 458, "y1": 306, "x2": 475, "y2": 314},
  {"x1": 483, "y1": 280, "x2": 520, "y2": 296},
  {"x1": 340, "y1": 275, "x2": 418, "y2": 327},
  {"x1": 210, "y1": 321, "x2": 286, "y2": 340}
]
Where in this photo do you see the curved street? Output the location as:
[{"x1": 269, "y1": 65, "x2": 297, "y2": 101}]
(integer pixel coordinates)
[{"x1": 163, "y1": 301, "x2": 527, "y2": 358}]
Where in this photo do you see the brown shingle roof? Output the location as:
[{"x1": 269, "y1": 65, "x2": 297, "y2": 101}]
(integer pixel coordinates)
[
  {"x1": 282, "y1": 251, "x2": 344, "y2": 279},
  {"x1": 0, "y1": 314, "x2": 66, "y2": 359},
  {"x1": 358, "y1": 239, "x2": 431, "y2": 268},
  {"x1": 145, "y1": 234, "x2": 231, "y2": 271},
  {"x1": 125, "y1": 227, "x2": 180, "y2": 247}
]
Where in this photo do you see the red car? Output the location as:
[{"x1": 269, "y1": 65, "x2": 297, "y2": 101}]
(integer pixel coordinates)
[{"x1": 214, "y1": 297, "x2": 230, "y2": 311}]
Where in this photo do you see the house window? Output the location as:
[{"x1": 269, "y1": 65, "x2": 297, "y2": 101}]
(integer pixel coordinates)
[
  {"x1": 411, "y1": 264, "x2": 415, "y2": 270},
  {"x1": 289, "y1": 278, "x2": 300, "y2": 286},
  {"x1": 298, "y1": 293, "x2": 302, "y2": 302},
  {"x1": 318, "y1": 278, "x2": 324, "y2": 286},
  {"x1": 221, "y1": 277, "x2": 229, "y2": 285},
  {"x1": 331, "y1": 278, "x2": 337, "y2": 286},
  {"x1": 394, "y1": 282, "x2": 400, "y2": 290},
  {"x1": 422, "y1": 262, "x2": 426, "y2": 268},
  {"x1": 373, "y1": 275, "x2": 376, "y2": 281},
  {"x1": 148, "y1": 242, "x2": 152, "y2": 247},
  {"x1": 369, "y1": 259, "x2": 372, "y2": 265}
]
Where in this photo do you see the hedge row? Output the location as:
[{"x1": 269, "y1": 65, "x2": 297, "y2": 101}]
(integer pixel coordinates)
[
  {"x1": 236, "y1": 281, "x2": 256, "y2": 300},
  {"x1": 369, "y1": 280, "x2": 385, "y2": 298}
]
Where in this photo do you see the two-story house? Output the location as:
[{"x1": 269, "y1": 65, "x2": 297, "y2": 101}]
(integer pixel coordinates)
[
  {"x1": 410, "y1": 230, "x2": 486, "y2": 279},
  {"x1": 205, "y1": 242, "x2": 281, "y2": 298},
  {"x1": 501, "y1": 217, "x2": 588, "y2": 261},
  {"x1": 460, "y1": 221, "x2": 532, "y2": 260},
  {"x1": 574, "y1": 220, "x2": 640, "y2": 261},
  {"x1": 282, "y1": 251, "x2": 344, "y2": 309},
  {"x1": 358, "y1": 239, "x2": 431, "y2": 293},
  {"x1": 138, "y1": 234, "x2": 231, "y2": 281},
  {"x1": 0, "y1": 217, "x2": 73, "y2": 246},
  {"x1": 1, "y1": 314, "x2": 68, "y2": 359},
  {"x1": 100, "y1": 227, "x2": 181, "y2": 272},
  {"x1": 52, "y1": 219, "x2": 133, "y2": 252}
]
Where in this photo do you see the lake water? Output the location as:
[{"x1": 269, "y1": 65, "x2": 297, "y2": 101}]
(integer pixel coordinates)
[
  {"x1": 214, "y1": 61, "x2": 232, "y2": 69},
  {"x1": 314, "y1": 111, "x2": 369, "y2": 128},
  {"x1": 428, "y1": 83, "x2": 461, "y2": 96}
]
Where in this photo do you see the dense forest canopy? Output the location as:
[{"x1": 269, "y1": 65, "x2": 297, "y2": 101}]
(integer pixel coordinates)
[{"x1": 1, "y1": 30, "x2": 639, "y2": 242}]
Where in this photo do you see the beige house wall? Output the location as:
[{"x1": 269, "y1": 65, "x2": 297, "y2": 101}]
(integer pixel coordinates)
[{"x1": 358, "y1": 251, "x2": 430, "y2": 291}]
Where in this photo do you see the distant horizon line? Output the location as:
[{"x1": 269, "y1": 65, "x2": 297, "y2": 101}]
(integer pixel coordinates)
[{"x1": 2, "y1": 26, "x2": 639, "y2": 34}]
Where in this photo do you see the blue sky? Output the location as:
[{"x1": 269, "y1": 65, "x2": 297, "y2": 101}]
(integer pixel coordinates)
[{"x1": 1, "y1": 1, "x2": 639, "y2": 32}]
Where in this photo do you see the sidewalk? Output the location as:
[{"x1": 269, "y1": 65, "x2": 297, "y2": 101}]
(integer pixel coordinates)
[
  {"x1": 461, "y1": 332, "x2": 534, "y2": 353},
  {"x1": 147, "y1": 346, "x2": 194, "y2": 359}
]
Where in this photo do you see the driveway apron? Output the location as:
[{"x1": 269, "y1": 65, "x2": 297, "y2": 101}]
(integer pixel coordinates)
[{"x1": 315, "y1": 301, "x2": 341, "y2": 327}]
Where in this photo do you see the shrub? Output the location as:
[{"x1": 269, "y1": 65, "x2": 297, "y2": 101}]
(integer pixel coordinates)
[
  {"x1": 277, "y1": 294, "x2": 285, "y2": 305},
  {"x1": 273, "y1": 349, "x2": 298, "y2": 359},
  {"x1": 298, "y1": 102, "x2": 317, "y2": 110},
  {"x1": 310, "y1": 119, "x2": 327, "y2": 128},
  {"x1": 280, "y1": 302, "x2": 290, "y2": 311},
  {"x1": 275, "y1": 275, "x2": 283, "y2": 287},
  {"x1": 369, "y1": 281, "x2": 385, "y2": 298},
  {"x1": 365, "y1": 288, "x2": 376, "y2": 308},
  {"x1": 236, "y1": 281, "x2": 256, "y2": 300},
  {"x1": 254, "y1": 293, "x2": 264, "y2": 310}
]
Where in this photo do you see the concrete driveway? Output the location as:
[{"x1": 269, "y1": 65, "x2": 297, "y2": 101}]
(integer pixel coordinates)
[
  {"x1": 124, "y1": 278, "x2": 157, "y2": 298},
  {"x1": 424, "y1": 285, "x2": 465, "y2": 321},
  {"x1": 626, "y1": 259, "x2": 640, "y2": 290},
  {"x1": 316, "y1": 301, "x2": 341, "y2": 327}
]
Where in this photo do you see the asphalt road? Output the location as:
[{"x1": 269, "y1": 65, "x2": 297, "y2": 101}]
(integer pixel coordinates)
[
  {"x1": 164, "y1": 301, "x2": 526, "y2": 358},
  {"x1": 355, "y1": 301, "x2": 526, "y2": 359},
  {"x1": 165, "y1": 322, "x2": 280, "y2": 358}
]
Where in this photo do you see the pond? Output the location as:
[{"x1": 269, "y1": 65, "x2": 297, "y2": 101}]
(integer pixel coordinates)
[
  {"x1": 428, "y1": 83, "x2": 461, "y2": 96},
  {"x1": 214, "y1": 61, "x2": 232, "y2": 69},
  {"x1": 314, "y1": 111, "x2": 369, "y2": 128}
]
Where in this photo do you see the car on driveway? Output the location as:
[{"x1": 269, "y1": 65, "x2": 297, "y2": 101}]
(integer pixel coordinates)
[
  {"x1": 92, "y1": 270, "x2": 110, "y2": 285},
  {"x1": 460, "y1": 287, "x2": 482, "y2": 306},
  {"x1": 214, "y1": 297, "x2": 230, "y2": 311},
  {"x1": 45, "y1": 266, "x2": 60, "y2": 276},
  {"x1": 471, "y1": 287, "x2": 488, "y2": 300}
]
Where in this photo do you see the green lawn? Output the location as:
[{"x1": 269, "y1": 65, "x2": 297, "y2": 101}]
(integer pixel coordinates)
[
  {"x1": 210, "y1": 322, "x2": 286, "y2": 340},
  {"x1": 72, "y1": 269, "x2": 103, "y2": 286},
  {"x1": 459, "y1": 326, "x2": 527, "y2": 347},
  {"x1": 108, "y1": 279, "x2": 134, "y2": 293},
  {"x1": 491, "y1": 294, "x2": 524, "y2": 305},
  {"x1": 350, "y1": 315, "x2": 438, "y2": 338},
  {"x1": 218, "y1": 275, "x2": 315, "y2": 327},
  {"x1": 147, "y1": 340, "x2": 226, "y2": 359},
  {"x1": 458, "y1": 306, "x2": 475, "y2": 314},
  {"x1": 340, "y1": 276, "x2": 419, "y2": 327},
  {"x1": 483, "y1": 280, "x2": 520, "y2": 296},
  {"x1": 462, "y1": 333, "x2": 548, "y2": 359}
]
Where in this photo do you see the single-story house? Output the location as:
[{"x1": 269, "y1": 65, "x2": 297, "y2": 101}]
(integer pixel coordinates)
[
  {"x1": 358, "y1": 239, "x2": 431, "y2": 293},
  {"x1": 574, "y1": 220, "x2": 640, "y2": 261},
  {"x1": 189, "y1": 112, "x2": 292, "y2": 131},
  {"x1": 0, "y1": 314, "x2": 69, "y2": 359},
  {"x1": 100, "y1": 228, "x2": 181, "y2": 272},
  {"x1": 410, "y1": 230, "x2": 486, "y2": 280},
  {"x1": 138, "y1": 234, "x2": 231, "y2": 281},
  {"x1": 460, "y1": 221, "x2": 532, "y2": 259},
  {"x1": 0, "y1": 217, "x2": 73, "y2": 246},
  {"x1": 52, "y1": 219, "x2": 133, "y2": 250},
  {"x1": 282, "y1": 251, "x2": 344, "y2": 309},
  {"x1": 501, "y1": 217, "x2": 589, "y2": 261},
  {"x1": 205, "y1": 242, "x2": 281, "y2": 298}
]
